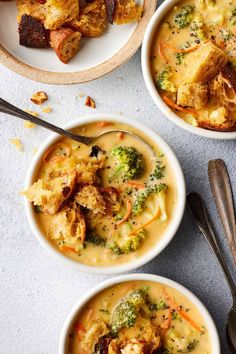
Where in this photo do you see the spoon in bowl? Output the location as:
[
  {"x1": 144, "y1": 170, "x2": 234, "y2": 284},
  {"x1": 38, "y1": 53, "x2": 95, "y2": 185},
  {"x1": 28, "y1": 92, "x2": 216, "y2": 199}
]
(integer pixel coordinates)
[
  {"x1": 187, "y1": 192, "x2": 236, "y2": 353},
  {"x1": 0, "y1": 98, "x2": 155, "y2": 154}
]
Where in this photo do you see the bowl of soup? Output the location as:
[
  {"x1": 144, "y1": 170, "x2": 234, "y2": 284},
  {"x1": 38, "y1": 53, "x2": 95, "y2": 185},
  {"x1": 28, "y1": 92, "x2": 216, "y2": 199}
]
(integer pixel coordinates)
[
  {"x1": 142, "y1": 0, "x2": 236, "y2": 139},
  {"x1": 23, "y1": 114, "x2": 185, "y2": 273},
  {"x1": 59, "y1": 273, "x2": 220, "y2": 354}
]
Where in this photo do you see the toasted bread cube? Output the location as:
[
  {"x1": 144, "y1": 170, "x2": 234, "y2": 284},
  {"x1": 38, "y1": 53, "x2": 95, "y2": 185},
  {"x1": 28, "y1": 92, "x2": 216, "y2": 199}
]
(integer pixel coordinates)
[
  {"x1": 113, "y1": 0, "x2": 143, "y2": 25},
  {"x1": 75, "y1": 185, "x2": 106, "y2": 215},
  {"x1": 72, "y1": 0, "x2": 107, "y2": 38},
  {"x1": 19, "y1": 14, "x2": 49, "y2": 48},
  {"x1": 198, "y1": 107, "x2": 236, "y2": 131},
  {"x1": 17, "y1": 0, "x2": 79, "y2": 30},
  {"x1": 177, "y1": 82, "x2": 208, "y2": 109},
  {"x1": 50, "y1": 28, "x2": 81, "y2": 64},
  {"x1": 184, "y1": 42, "x2": 228, "y2": 83}
]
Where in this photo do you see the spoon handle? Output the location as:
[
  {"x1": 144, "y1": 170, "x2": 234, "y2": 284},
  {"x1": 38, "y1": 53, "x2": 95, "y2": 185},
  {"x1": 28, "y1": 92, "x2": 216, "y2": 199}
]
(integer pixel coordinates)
[
  {"x1": 187, "y1": 192, "x2": 236, "y2": 303},
  {"x1": 0, "y1": 98, "x2": 91, "y2": 145},
  {"x1": 208, "y1": 159, "x2": 236, "y2": 266}
]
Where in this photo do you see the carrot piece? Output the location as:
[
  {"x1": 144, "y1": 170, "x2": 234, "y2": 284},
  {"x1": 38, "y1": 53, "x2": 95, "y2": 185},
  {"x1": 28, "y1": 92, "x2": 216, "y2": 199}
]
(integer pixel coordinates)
[
  {"x1": 117, "y1": 132, "x2": 125, "y2": 140},
  {"x1": 43, "y1": 142, "x2": 71, "y2": 163},
  {"x1": 162, "y1": 40, "x2": 200, "y2": 54},
  {"x1": 60, "y1": 245, "x2": 77, "y2": 253},
  {"x1": 162, "y1": 95, "x2": 199, "y2": 116},
  {"x1": 126, "y1": 181, "x2": 145, "y2": 189},
  {"x1": 129, "y1": 205, "x2": 160, "y2": 236},
  {"x1": 163, "y1": 289, "x2": 203, "y2": 333},
  {"x1": 159, "y1": 40, "x2": 169, "y2": 62},
  {"x1": 96, "y1": 121, "x2": 113, "y2": 128},
  {"x1": 74, "y1": 323, "x2": 85, "y2": 340},
  {"x1": 116, "y1": 199, "x2": 132, "y2": 226}
]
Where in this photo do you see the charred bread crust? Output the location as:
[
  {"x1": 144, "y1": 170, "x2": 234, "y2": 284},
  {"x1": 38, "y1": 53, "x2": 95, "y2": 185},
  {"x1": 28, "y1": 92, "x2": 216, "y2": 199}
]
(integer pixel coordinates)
[
  {"x1": 19, "y1": 14, "x2": 50, "y2": 48},
  {"x1": 198, "y1": 120, "x2": 236, "y2": 132}
]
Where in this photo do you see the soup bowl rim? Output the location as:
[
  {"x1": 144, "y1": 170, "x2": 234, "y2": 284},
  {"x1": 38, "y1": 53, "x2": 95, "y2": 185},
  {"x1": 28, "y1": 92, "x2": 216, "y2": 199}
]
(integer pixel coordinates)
[
  {"x1": 141, "y1": 0, "x2": 236, "y2": 140},
  {"x1": 59, "y1": 273, "x2": 220, "y2": 354},
  {"x1": 24, "y1": 113, "x2": 185, "y2": 274}
]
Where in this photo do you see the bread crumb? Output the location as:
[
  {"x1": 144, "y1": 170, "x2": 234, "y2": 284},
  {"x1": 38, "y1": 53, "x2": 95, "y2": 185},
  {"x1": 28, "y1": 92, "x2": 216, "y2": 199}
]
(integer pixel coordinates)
[
  {"x1": 41, "y1": 106, "x2": 52, "y2": 113},
  {"x1": 85, "y1": 96, "x2": 96, "y2": 109},
  {"x1": 33, "y1": 147, "x2": 38, "y2": 155},
  {"x1": 25, "y1": 109, "x2": 38, "y2": 117},
  {"x1": 78, "y1": 92, "x2": 85, "y2": 98},
  {"x1": 10, "y1": 138, "x2": 23, "y2": 151},
  {"x1": 24, "y1": 121, "x2": 36, "y2": 129},
  {"x1": 31, "y1": 91, "x2": 48, "y2": 105}
]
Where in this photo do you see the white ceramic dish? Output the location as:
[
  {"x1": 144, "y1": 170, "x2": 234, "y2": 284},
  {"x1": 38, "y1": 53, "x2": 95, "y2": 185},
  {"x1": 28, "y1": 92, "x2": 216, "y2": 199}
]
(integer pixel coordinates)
[
  {"x1": 0, "y1": 0, "x2": 157, "y2": 84},
  {"x1": 141, "y1": 0, "x2": 236, "y2": 140},
  {"x1": 24, "y1": 114, "x2": 186, "y2": 274},
  {"x1": 59, "y1": 273, "x2": 221, "y2": 354}
]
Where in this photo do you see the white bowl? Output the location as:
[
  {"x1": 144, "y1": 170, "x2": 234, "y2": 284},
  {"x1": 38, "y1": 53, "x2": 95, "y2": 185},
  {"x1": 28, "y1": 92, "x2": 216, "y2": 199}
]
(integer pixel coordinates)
[
  {"x1": 141, "y1": 0, "x2": 236, "y2": 140},
  {"x1": 59, "y1": 273, "x2": 221, "y2": 354},
  {"x1": 24, "y1": 114, "x2": 185, "y2": 274}
]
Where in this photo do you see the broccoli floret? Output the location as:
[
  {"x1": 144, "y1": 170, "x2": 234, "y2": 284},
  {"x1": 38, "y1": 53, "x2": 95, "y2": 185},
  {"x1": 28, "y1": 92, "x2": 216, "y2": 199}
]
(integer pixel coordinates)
[
  {"x1": 110, "y1": 146, "x2": 145, "y2": 181},
  {"x1": 156, "y1": 67, "x2": 176, "y2": 93},
  {"x1": 111, "y1": 289, "x2": 146, "y2": 333},
  {"x1": 150, "y1": 160, "x2": 166, "y2": 180},
  {"x1": 190, "y1": 17, "x2": 206, "y2": 40},
  {"x1": 86, "y1": 232, "x2": 106, "y2": 247},
  {"x1": 175, "y1": 52, "x2": 185, "y2": 65},
  {"x1": 132, "y1": 183, "x2": 167, "y2": 216},
  {"x1": 108, "y1": 229, "x2": 146, "y2": 254},
  {"x1": 174, "y1": 5, "x2": 194, "y2": 29}
]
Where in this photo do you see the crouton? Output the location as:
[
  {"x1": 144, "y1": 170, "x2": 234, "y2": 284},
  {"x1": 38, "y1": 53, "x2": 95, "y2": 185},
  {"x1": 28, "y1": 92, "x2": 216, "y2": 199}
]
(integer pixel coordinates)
[
  {"x1": 49, "y1": 202, "x2": 86, "y2": 247},
  {"x1": 17, "y1": 0, "x2": 79, "y2": 30},
  {"x1": 100, "y1": 187, "x2": 120, "y2": 212},
  {"x1": 113, "y1": 0, "x2": 143, "y2": 25},
  {"x1": 121, "y1": 343, "x2": 144, "y2": 354},
  {"x1": 19, "y1": 14, "x2": 50, "y2": 48},
  {"x1": 76, "y1": 156, "x2": 105, "y2": 185},
  {"x1": 31, "y1": 91, "x2": 48, "y2": 105},
  {"x1": 75, "y1": 185, "x2": 106, "y2": 215},
  {"x1": 198, "y1": 107, "x2": 236, "y2": 131},
  {"x1": 210, "y1": 72, "x2": 236, "y2": 111},
  {"x1": 23, "y1": 171, "x2": 76, "y2": 215},
  {"x1": 177, "y1": 82, "x2": 208, "y2": 109},
  {"x1": 184, "y1": 42, "x2": 228, "y2": 83},
  {"x1": 81, "y1": 320, "x2": 109, "y2": 352},
  {"x1": 72, "y1": 0, "x2": 107, "y2": 37},
  {"x1": 50, "y1": 28, "x2": 81, "y2": 64}
]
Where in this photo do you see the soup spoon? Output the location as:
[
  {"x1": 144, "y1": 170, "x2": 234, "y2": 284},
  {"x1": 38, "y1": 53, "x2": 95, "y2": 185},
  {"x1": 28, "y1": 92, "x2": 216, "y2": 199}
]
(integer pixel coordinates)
[
  {"x1": 0, "y1": 98, "x2": 155, "y2": 153},
  {"x1": 187, "y1": 192, "x2": 236, "y2": 353}
]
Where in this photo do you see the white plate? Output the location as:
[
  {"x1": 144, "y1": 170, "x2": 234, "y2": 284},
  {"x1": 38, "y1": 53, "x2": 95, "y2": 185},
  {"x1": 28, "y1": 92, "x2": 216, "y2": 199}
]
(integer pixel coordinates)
[{"x1": 0, "y1": 1, "x2": 157, "y2": 84}]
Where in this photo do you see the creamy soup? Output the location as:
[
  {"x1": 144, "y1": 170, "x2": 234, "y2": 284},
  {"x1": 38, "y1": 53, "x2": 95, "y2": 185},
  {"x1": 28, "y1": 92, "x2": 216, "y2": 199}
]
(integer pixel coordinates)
[
  {"x1": 24, "y1": 121, "x2": 176, "y2": 266},
  {"x1": 67, "y1": 280, "x2": 211, "y2": 354},
  {"x1": 151, "y1": 0, "x2": 236, "y2": 131}
]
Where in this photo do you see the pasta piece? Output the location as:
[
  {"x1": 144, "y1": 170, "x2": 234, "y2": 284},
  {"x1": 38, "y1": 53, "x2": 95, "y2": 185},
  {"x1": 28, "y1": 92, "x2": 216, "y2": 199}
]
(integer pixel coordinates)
[{"x1": 50, "y1": 28, "x2": 81, "y2": 64}]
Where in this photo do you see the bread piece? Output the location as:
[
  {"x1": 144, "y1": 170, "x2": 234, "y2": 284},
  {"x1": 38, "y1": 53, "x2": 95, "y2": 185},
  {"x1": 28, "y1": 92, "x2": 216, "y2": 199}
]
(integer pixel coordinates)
[
  {"x1": 177, "y1": 82, "x2": 208, "y2": 109},
  {"x1": 184, "y1": 42, "x2": 228, "y2": 83},
  {"x1": 75, "y1": 185, "x2": 106, "y2": 215},
  {"x1": 72, "y1": 0, "x2": 107, "y2": 37},
  {"x1": 17, "y1": 0, "x2": 79, "y2": 30},
  {"x1": 19, "y1": 14, "x2": 49, "y2": 48},
  {"x1": 50, "y1": 28, "x2": 81, "y2": 64},
  {"x1": 113, "y1": 0, "x2": 142, "y2": 24},
  {"x1": 198, "y1": 107, "x2": 236, "y2": 131}
]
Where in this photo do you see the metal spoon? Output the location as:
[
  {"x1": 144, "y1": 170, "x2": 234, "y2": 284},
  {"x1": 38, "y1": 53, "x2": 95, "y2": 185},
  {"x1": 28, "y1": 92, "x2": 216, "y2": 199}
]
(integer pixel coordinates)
[
  {"x1": 208, "y1": 159, "x2": 236, "y2": 266},
  {"x1": 187, "y1": 192, "x2": 236, "y2": 353},
  {"x1": 0, "y1": 98, "x2": 154, "y2": 153}
]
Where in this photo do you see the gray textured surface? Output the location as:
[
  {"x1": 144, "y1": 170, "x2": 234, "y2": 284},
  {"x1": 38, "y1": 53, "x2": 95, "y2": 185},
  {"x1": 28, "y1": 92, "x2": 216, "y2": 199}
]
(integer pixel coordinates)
[{"x1": 0, "y1": 51, "x2": 236, "y2": 354}]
